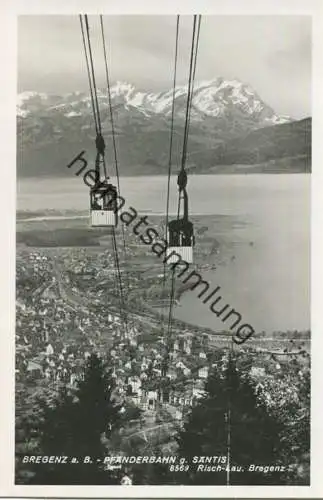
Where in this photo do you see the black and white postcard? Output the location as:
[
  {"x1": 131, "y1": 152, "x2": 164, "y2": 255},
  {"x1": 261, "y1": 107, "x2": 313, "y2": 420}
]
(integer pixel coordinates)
[{"x1": 0, "y1": 0, "x2": 322, "y2": 498}]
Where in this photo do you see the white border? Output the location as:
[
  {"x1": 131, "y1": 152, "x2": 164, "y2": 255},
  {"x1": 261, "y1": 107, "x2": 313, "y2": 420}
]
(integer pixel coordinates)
[{"x1": 0, "y1": 0, "x2": 322, "y2": 497}]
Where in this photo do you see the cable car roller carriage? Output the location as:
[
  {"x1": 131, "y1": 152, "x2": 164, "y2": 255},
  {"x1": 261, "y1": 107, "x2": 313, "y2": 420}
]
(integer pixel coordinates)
[
  {"x1": 166, "y1": 169, "x2": 195, "y2": 264},
  {"x1": 90, "y1": 133, "x2": 118, "y2": 227}
]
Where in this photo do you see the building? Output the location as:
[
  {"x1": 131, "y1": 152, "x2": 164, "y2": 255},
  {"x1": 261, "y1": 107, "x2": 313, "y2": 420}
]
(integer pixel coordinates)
[
  {"x1": 128, "y1": 376, "x2": 141, "y2": 394},
  {"x1": 198, "y1": 366, "x2": 209, "y2": 379},
  {"x1": 147, "y1": 390, "x2": 158, "y2": 410},
  {"x1": 250, "y1": 366, "x2": 266, "y2": 378},
  {"x1": 46, "y1": 343, "x2": 54, "y2": 356},
  {"x1": 27, "y1": 360, "x2": 43, "y2": 376}
]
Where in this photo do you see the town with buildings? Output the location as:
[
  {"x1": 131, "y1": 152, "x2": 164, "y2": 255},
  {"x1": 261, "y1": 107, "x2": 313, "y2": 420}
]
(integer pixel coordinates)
[
  {"x1": 16, "y1": 244, "x2": 223, "y2": 456},
  {"x1": 16, "y1": 238, "x2": 310, "y2": 460}
]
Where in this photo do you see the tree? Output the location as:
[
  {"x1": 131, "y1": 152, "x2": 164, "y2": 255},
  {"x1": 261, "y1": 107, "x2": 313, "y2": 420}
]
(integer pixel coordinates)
[
  {"x1": 274, "y1": 368, "x2": 310, "y2": 485},
  {"x1": 28, "y1": 354, "x2": 122, "y2": 484},
  {"x1": 175, "y1": 356, "x2": 287, "y2": 485}
]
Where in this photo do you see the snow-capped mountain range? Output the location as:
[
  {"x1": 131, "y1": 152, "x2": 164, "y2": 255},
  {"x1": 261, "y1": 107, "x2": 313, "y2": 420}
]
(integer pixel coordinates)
[
  {"x1": 17, "y1": 78, "x2": 291, "y2": 126},
  {"x1": 17, "y1": 78, "x2": 310, "y2": 177}
]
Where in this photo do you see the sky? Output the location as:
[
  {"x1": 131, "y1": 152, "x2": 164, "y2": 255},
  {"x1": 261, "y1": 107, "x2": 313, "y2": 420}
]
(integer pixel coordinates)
[{"x1": 18, "y1": 15, "x2": 311, "y2": 119}]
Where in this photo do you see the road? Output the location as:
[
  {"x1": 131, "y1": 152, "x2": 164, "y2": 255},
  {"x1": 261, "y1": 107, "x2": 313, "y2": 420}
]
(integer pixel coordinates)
[
  {"x1": 50, "y1": 257, "x2": 165, "y2": 334},
  {"x1": 49, "y1": 255, "x2": 310, "y2": 351}
]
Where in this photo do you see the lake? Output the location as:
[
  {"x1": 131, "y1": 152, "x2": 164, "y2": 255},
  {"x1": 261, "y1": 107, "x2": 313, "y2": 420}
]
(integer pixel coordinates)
[{"x1": 17, "y1": 174, "x2": 310, "y2": 333}]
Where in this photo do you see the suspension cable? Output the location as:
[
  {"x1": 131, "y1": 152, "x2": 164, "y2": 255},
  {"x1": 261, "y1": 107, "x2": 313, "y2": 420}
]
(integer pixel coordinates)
[
  {"x1": 111, "y1": 228, "x2": 129, "y2": 336},
  {"x1": 167, "y1": 269, "x2": 176, "y2": 341},
  {"x1": 100, "y1": 16, "x2": 120, "y2": 189},
  {"x1": 165, "y1": 15, "x2": 180, "y2": 239},
  {"x1": 165, "y1": 15, "x2": 201, "y2": 347},
  {"x1": 81, "y1": 14, "x2": 108, "y2": 181},
  {"x1": 100, "y1": 15, "x2": 130, "y2": 337},
  {"x1": 100, "y1": 17, "x2": 130, "y2": 290},
  {"x1": 180, "y1": 15, "x2": 198, "y2": 173},
  {"x1": 84, "y1": 15, "x2": 102, "y2": 134},
  {"x1": 161, "y1": 15, "x2": 180, "y2": 340},
  {"x1": 80, "y1": 14, "x2": 128, "y2": 336},
  {"x1": 79, "y1": 15, "x2": 99, "y2": 135},
  {"x1": 177, "y1": 15, "x2": 201, "y2": 221},
  {"x1": 182, "y1": 15, "x2": 202, "y2": 170}
]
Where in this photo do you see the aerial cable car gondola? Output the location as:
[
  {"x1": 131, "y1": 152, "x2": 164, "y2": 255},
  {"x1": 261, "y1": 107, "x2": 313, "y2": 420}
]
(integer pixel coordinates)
[
  {"x1": 160, "y1": 15, "x2": 201, "y2": 423},
  {"x1": 166, "y1": 168, "x2": 195, "y2": 264},
  {"x1": 90, "y1": 132, "x2": 118, "y2": 228},
  {"x1": 79, "y1": 14, "x2": 118, "y2": 229},
  {"x1": 80, "y1": 13, "x2": 130, "y2": 340},
  {"x1": 165, "y1": 15, "x2": 201, "y2": 266}
]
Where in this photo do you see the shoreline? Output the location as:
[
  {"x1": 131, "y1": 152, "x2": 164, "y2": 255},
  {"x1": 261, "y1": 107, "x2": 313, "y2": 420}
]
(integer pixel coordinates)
[{"x1": 17, "y1": 171, "x2": 311, "y2": 180}]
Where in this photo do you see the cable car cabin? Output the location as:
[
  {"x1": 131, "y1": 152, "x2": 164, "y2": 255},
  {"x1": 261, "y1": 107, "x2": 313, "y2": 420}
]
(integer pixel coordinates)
[
  {"x1": 90, "y1": 182, "x2": 118, "y2": 227},
  {"x1": 166, "y1": 218, "x2": 194, "y2": 264}
]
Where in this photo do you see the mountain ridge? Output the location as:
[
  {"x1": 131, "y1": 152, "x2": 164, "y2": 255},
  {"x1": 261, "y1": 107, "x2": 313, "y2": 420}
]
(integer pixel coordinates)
[
  {"x1": 17, "y1": 78, "x2": 310, "y2": 177},
  {"x1": 17, "y1": 78, "x2": 292, "y2": 125}
]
